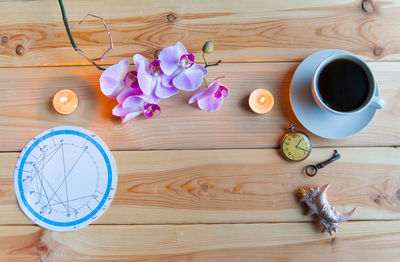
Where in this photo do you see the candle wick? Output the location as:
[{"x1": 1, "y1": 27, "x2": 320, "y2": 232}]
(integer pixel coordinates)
[
  {"x1": 60, "y1": 97, "x2": 68, "y2": 103},
  {"x1": 259, "y1": 96, "x2": 266, "y2": 104}
]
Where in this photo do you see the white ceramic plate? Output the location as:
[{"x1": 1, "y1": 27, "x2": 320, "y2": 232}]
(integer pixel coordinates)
[
  {"x1": 290, "y1": 49, "x2": 378, "y2": 139},
  {"x1": 14, "y1": 126, "x2": 117, "y2": 231}
]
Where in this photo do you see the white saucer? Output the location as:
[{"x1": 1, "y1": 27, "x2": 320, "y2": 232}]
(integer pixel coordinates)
[{"x1": 290, "y1": 49, "x2": 378, "y2": 140}]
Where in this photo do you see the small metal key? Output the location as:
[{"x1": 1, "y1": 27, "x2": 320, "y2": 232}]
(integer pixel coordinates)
[{"x1": 305, "y1": 150, "x2": 341, "y2": 177}]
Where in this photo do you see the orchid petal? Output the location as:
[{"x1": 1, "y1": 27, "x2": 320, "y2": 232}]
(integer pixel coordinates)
[
  {"x1": 122, "y1": 96, "x2": 145, "y2": 111},
  {"x1": 159, "y1": 45, "x2": 180, "y2": 75},
  {"x1": 187, "y1": 53, "x2": 195, "y2": 63},
  {"x1": 220, "y1": 85, "x2": 229, "y2": 98},
  {"x1": 192, "y1": 64, "x2": 208, "y2": 75},
  {"x1": 176, "y1": 42, "x2": 188, "y2": 55},
  {"x1": 152, "y1": 104, "x2": 161, "y2": 112},
  {"x1": 99, "y1": 59, "x2": 130, "y2": 98},
  {"x1": 155, "y1": 83, "x2": 180, "y2": 98},
  {"x1": 162, "y1": 70, "x2": 180, "y2": 87},
  {"x1": 116, "y1": 86, "x2": 143, "y2": 104},
  {"x1": 162, "y1": 73, "x2": 173, "y2": 87},
  {"x1": 198, "y1": 79, "x2": 220, "y2": 99},
  {"x1": 133, "y1": 54, "x2": 148, "y2": 68},
  {"x1": 119, "y1": 58, "x2": 130, "y2": 71},
  {"x1": 151, "y1": 94, "x2": 162, "y2": 104},
  {"x1": 197, "y1": 96, "x2": 224, "y2": 112},
  {"x1": 142, "y1": 110, "x2": 153, "y2": 118},
  {"x1": 134, "y1": 54, "x2": 157, "y2": 96},
  {"x1": 188, "y1": 88, "x2": 206, "y2": 104},
  {"x1": 121, "y1": 111, "x2": 143, "y2": 123},
  {"x1": 143, "y1": 104, "x2": 161, "y2": 118},
  {"x1": 99, "y1": 78, "x2": 126, "y2": 99},
  {"x1": 112, "y1": 103, "x2": 130, "y2": 117},
  {"x1": 172, "y1": 68, "x2": 204, "y2": 91},
  {"x1": 189, "y1": 79, "x2": 228, "y2": 112},
  {"x1": 140, "y1": 91, "x2": 161, "y2": 104},
  {"x1": 137, "y1": 62, "x2": 154, "y2": 95}
]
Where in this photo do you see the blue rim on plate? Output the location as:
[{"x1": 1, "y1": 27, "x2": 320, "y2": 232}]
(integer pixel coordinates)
[{"x1": 290, "y1": 49, "x2": 378, "y2": 140}]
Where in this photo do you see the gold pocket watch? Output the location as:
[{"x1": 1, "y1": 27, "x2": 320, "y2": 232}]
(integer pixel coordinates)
[{"x1": 281, "y1": 126, "x2": 312, "y2": 161}]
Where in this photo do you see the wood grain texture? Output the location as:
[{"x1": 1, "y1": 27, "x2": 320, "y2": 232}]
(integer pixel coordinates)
[
  {"x1": 1, "y1": 0, "x2": 400, "y2": 67},
  {"x1": 0, "y1": 62, "x2": 398, "y2": 151},
  {"x1": 0, "y1": 1, "x2": 398, "y2": 261},
  {"x1": 1, "y1": 222, "x2": 400, "y2": 261},
  {"x1": 2, "y1": 147, "x2": 400, "y2": 225}
]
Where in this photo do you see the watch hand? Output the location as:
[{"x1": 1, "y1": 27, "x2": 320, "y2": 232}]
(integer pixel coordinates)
[
  {"x1": 296, "y1": 147, "x2": 309, "y2": 153},
  {"x1": 295, "y1": 138, "x2": 303, "y2": 148}
]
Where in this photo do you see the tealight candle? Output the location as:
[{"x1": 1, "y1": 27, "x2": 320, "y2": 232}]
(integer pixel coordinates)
[
  {"x1": 249, "y1": 89, "x2": 274, "y2": 114},
  {"x1": 53, "y1": 89, "x2": 79, "y2": 115}
]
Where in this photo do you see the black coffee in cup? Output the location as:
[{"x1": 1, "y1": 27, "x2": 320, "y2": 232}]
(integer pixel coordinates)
[{"x1": 317, "y1": 59, "x2": 370, "y2": 112}]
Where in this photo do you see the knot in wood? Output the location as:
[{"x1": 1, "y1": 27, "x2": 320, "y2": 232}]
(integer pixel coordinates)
[
  {"x1": 361, "y1": 0, "x2": 375, "y2": 14},
  {"x1": 37, "y1": 244, "x2": 48, "y2": 253},
  {"x1": 15, "y1": 44, "x2": 24, "y2": 55},
  {"x1": 201, "y1": 183, "x2": 209, "y2": 191},
  {"x1": 167, "y1": 13, "x2": 177, "y2": 23},
  {"x1": 396, "y1": 189, "x2": 400, "y2": 200},
  {"x1": 1, "y1": 36, "x2": 8, "y2": 44},
  {"x1": 373, "y1": 47, "x2": 383, "y2": 56}
]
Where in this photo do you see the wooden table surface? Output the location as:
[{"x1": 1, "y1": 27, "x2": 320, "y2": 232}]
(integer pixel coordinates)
[{"x1": 1, "y1": 0, "x2": 400, "y2": 261}]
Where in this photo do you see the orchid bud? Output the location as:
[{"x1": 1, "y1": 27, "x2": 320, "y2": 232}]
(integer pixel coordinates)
[{"x1": 202, "y1": 41, "x2": 214, "y2": 54}]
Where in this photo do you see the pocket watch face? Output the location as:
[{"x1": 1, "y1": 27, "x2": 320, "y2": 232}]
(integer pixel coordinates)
[{"x1": 281, "y1": 132, "x2": 311, "y2": 161}]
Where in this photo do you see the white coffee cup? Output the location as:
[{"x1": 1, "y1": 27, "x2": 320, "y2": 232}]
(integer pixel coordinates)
[{"x1": 311, "y1": 53, "x2": 384, "y2": 115}]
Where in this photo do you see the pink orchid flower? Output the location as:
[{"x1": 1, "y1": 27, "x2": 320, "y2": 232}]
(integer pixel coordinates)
[
  {"x1": 100, "y1": 59, "x2": 161, "y2": 122},
  {"x1": 99, "y1": 59, "x2": 130, "y2": 99},
  {"x1": 189, "y1": 79, "x2": 228, "y2": 112},
  {"x1": 115, "y1": 70, "x2": 144, "y2": 103},
  {"x1": 159, "y1": 42, "x2": 207, "y2": 91},
  {"x1": 99, "y1": 59, "x2": 144, "y2": 104},
  {"x1": 134, "y1": 54, "x2": 179, "y2": 100},
  {"x1": 112, "y1": 95, "x2": 161, "y2": 123}
]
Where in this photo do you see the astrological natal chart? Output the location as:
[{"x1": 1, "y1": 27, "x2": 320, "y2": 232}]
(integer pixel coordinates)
[{"x1": 14, "y1": 126, "x2": 117, "y2": 231}]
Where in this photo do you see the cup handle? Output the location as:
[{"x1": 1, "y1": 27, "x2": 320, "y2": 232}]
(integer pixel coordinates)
[{"x1": 369, "y1": 95, "x2": 385, "y2": 109}]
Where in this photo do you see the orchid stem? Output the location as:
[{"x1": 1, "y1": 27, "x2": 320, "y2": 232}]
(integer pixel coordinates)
[
  {"x1": 202, "y1": 51, "x2": 221, "y2": 68},
  {"x1": 203, "y1": 77, "x2": 208, "y2": 88},
  {"x1": 58, "y1": 0, "x2": 106, "y2": 71},
  {"x1": 202, "y1": 52, "x2": 209, "y2": 67},
  {"x1": 205, "y1": 60, "x2": 222, "y2": 68}
]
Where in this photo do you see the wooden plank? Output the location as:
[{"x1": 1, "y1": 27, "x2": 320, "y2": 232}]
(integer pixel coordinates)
[
  {"x1": 0, "y1": 62, "x2": 398, "y2": 151},
  {"x1": 1, "y1": 222, "x2": 400, "y2": 261},
  {"x1": 1, "y1": 147, "x2": 400, "y2": 225},
  {"x1": 1, "y1": 0, "x2": 400, "y2": 66}
]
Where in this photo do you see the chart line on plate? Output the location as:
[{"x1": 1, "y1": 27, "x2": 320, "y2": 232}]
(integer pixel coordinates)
[
  {"x1": 32, "y1": 144, "x2": 63, "y2": 210},
  {"x1": 34, "y1": 191, "x2": 79, "y2": 213},
  {"x1": 46, "y1": 146, "x2": 86, "y2": 206},
  {"x1": 61, "y1": 144, "x2": 69, "y2": 214}
]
